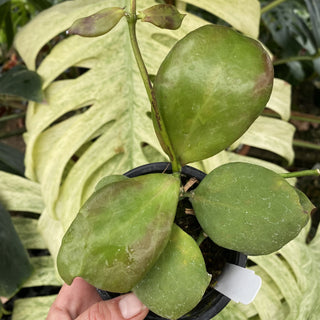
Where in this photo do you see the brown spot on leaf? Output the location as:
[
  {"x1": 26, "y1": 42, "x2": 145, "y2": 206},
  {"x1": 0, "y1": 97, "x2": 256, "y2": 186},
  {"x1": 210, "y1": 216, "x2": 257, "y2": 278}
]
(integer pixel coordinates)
[{"x1": 114, "y1": 146, "x2": 124, "y2": 154}]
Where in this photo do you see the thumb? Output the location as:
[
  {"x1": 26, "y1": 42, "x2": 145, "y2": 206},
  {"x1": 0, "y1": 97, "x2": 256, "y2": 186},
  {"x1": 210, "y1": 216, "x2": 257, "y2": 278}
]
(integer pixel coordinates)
[{"x1": 76, "y1": 293, "x2": 148, "y2": 320}]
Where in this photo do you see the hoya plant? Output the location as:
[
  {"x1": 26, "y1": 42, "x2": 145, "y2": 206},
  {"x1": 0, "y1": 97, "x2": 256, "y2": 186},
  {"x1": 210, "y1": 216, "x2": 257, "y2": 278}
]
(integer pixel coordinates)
[
  {"x1": 2, "y1": 0, "x2": 320, "y2": 319},
  {"x1": 52, "y1": 2, "x2": 316, "y2": 319}
]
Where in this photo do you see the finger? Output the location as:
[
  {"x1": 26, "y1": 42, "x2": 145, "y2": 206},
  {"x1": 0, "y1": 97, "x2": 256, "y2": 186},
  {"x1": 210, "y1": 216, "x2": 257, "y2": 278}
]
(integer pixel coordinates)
[
  {"x1": 47, "y1": 277, "x2": 102, "y2": 319},
  {"x1": 75, "y1": 293, "x2": 148, "y2": 320}
]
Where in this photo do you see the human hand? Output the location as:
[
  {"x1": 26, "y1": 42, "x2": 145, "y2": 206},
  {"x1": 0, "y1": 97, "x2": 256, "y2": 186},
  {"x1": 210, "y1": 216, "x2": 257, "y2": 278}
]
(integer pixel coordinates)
[{"x1": 47, "y1": 277, "x2": 149, "y2": 320}]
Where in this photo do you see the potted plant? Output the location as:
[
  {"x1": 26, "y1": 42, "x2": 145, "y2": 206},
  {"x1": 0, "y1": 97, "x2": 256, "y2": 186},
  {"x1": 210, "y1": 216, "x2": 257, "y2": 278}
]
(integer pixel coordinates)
[
  {"x1": 37, "y1": 2, "x2": 317, "y2": 320},
  {"x1": 94, "y1": 162, "x2": 248, "y2": 320}
]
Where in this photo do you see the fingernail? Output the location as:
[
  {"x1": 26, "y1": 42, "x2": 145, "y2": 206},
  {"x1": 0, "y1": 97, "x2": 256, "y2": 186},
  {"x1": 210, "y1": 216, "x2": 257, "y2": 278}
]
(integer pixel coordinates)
[{"x1": 119, "y1": 293, "x2": 146, "y2": 319}]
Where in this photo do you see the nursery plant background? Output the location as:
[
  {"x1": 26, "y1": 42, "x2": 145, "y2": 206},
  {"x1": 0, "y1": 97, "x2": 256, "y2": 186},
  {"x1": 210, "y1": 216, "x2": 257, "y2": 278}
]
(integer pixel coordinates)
[{"x1": 1, "y1": 0, "x2": 320, "y2": 319}]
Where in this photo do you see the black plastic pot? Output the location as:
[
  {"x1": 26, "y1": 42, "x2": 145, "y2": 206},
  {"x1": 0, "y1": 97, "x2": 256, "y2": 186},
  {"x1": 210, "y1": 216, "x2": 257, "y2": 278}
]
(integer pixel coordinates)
[{"x1": 97, "y1": 162, "x2": 247, "y2": 320}]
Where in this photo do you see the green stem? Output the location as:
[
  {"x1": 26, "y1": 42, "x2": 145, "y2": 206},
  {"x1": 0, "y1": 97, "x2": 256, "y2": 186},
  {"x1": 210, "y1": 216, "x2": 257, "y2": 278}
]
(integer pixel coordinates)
[
  {"x1": 293, "y1": 139, "x2": 320, "y2": 151},
  {"x1": 280, "y1": 169, "x2": 320, "y2": 179},
  {"x1": 125, "y1": 0, "x2": 181, "y2": 172},
  {"x1": 260, "y1": 0, "x2": 288, "y2": 14},
  {"x1": 0, "y1": 112, "x2": 26, "y2": 122},
  {"x1": 290, "y1": 112, "x2": 320, "y2": 125},
  {"x1": 273, "y1": 52, "x2": 320, "y2": 66},
  {"x1": 130, "y1": 0, "x2": 136, "y2": 12}
]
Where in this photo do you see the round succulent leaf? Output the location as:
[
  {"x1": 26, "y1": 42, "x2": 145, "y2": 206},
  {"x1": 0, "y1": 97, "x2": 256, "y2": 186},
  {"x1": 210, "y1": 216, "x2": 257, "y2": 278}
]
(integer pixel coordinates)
[
  {"x1": 190, "y1": 162, "x2": 312, "y2": 255},
  {"x1": 133, "y1": 224, "x2": 211, "y2": 320},
  {"x1": 57, "y1": 173, "x2": 180, "y2": 292},
  {"x1": 67, "y1": 7, "x2": 125, "y2": 37},
  {"x1": 153, "y1": 24, "x2": 274, "y2": 165}
]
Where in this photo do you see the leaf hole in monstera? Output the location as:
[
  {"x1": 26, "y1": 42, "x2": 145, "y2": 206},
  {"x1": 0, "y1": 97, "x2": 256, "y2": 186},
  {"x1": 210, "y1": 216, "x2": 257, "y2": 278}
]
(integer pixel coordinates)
[
  {"x1": 237, "y1": 145, "x2": 289, "y2": 167},
  {"x1": 34, "y1": 32, "x2": 69, "y2": 68},
  {"x1": 10, "y1": 211, "x2": 40, "y2": 220},
  {"x1": 184, "y1": 3, "x2": 228, "y2": 25},
  {"x1": 27, "y1": 248, "x2": 50, "y2": 257},
  {"x1": 50, "y1": 104, "x2": 93, "y2": 127},
  {"x1": 52, "y1": 66, "x2": 90, "y2": 82}
]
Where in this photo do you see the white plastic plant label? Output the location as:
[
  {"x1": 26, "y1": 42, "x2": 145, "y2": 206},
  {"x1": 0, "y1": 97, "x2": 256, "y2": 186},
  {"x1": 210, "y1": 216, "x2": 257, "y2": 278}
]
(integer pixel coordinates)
[{"x1": 214, "y1": 263, "x2": 262, "y2": 304}]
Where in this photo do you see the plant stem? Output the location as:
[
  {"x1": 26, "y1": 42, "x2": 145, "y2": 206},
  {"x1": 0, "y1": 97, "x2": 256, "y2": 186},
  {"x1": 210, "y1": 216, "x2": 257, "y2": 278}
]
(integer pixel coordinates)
[
  {"x1": 290, "y1": 111, "x2": 320, "y2": 125},
  {"x1": 0, "y1": 112, "x2": 25, "y2": 122},
  {"x1": 273, "y1": 52, "x2": 320, "y2": 66},
  {"x1": 260, "y1": 0, "x2": 288, "y2": 14},
  {"x1": 130, "y1": 0, "x2": 136, "y2": 12},
  {"x1": 280, "y1": 169, "x2": 320, "y2": 179},
  {"x1": 126, "y1": 5, "x2": 153, "y2": 104},
  {"x1": 125, "y1": 0, "x2": 181, "y2": 172},
  {"x1": 293, "y1": 139, "x2": 320, "y2": 151}
]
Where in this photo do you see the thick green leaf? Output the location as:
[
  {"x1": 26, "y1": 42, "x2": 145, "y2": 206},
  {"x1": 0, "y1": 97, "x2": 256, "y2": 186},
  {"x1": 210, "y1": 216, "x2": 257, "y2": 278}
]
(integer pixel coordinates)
[
  {"x1": 0, "y1": 66, "x2": 43, "y2": 102},
  {"x1": 57, "y1": 173, "x2": 180, "y2": 292},
  {"x1": 0, "y1": 142, "x2": 25, "y2": 176},
  {"x1": 201, "y1": 151, "x2": 296, "y2": 186},
  {"x1": 154, "y1": 25, "x2": 273, "y2": 165},
  {"x1": 0, "y1": 202, "x2": 33, "y2": 298},
  {"x1": 191, "y1": 162, "x2": 312, "y2": 255},
  {"x1": 133, "y1": 224, "x2": 211, "y2": 319}
]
